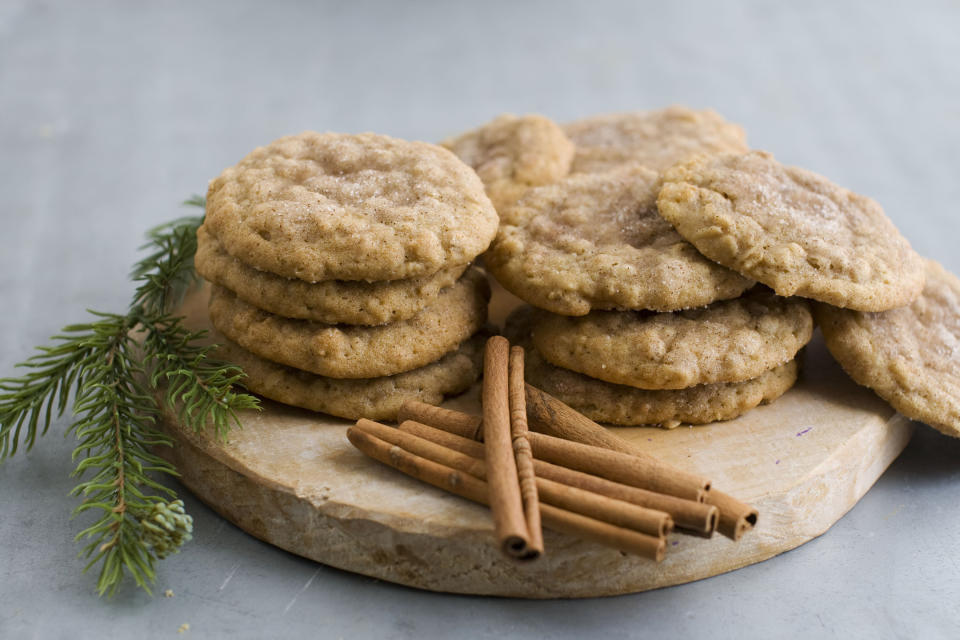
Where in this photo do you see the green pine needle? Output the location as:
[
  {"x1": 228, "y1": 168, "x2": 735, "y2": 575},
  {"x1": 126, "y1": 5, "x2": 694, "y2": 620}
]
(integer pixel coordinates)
[{"x1": 0, "y1": 195, "x2": 261, "y2": 597}]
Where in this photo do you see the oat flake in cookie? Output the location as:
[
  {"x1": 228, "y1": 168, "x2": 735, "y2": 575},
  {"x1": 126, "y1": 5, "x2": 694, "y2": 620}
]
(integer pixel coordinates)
[
  {"x1": 505, "y1": 307, "x2": 797, "y2": 427},
  {"x1": 203, "y1": 132, "x2": 499, "y2": 282},
  {"x1": 442, "y1": 114, "x2": 575, "y2": 218},
  {"x1": 564, "y1": 106, "x2": 748, "y2": 174},
  {"x1": 657, "y1": 151, "x2": 925, "y2": 312},
  {"x1": 816, "y1": 260, "x2": 960, "y2": 437},
  {"x1": 485, "y1": 166, "x2": 753, "y2": 316},
  {"x1": 531, "y1": 288, "x2": 813, "y2": 390}
]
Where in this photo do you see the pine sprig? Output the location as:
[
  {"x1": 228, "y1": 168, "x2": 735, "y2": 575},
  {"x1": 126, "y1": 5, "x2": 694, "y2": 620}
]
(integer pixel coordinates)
[
  {"x1": 130, "y1": 212, "x2": 204, "y2": 315},
  {"x1": 142, "y1": 314, "x2": 259, "y2": 440},
  {"x1": 0, "y1": 196, "x2": 260, "y2": 597},
  {"x1": 0, "y1": 327, "x2": 98, "y2": 458},
  {"x1": 68, "y1": 314, "x2": 171, "y2": 596}
]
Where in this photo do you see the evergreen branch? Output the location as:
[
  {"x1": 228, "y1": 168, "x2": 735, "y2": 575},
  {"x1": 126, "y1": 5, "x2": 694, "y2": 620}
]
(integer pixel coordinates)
[
  {"x1": 0, "y1": 194, "x2": 259, "y2": 597},
  {"x1": 142, "y1": 315, "x2": 258, "y2": 440},
  {"x1": 0, "y1": 324, "x2": 102, "y2": 459},
  {"x1": 130, "y1": 196, "x2": 206, "y2": 315},
  {"x1": 67, "y1": 318, "x2": 170, "y2": 596}
]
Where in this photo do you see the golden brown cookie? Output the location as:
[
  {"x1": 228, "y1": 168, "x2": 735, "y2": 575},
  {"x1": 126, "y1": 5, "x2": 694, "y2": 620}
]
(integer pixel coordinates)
[
  {"x1": 506, "y1": 307, "x2": 797, "y2": 427},
  {"x1": 564, "y1": 106, "x2": 748, "y2": 174},
  {"x1": 485, "y1": 166, "x2": 752, "y2": 315},
  {"x1": 203, "y1": 132, "x2": 499, "y2": 282},
  {"x1": 442, "y1": 114, "x2": 575, "y2": 216},
  {"x1": 195, "y1": 226, "x2": 467, "y2": 325},
  {"x1": 658, "y1": 151, "x2": 925, "y2": 312},
  {"x1": 214, "y1": 330, "x2": 486, "y2": 421},
  {"x1": 815, "y1": 260, "x2": 960, "y2": 437},
  {"x1": 208, "y1": 268, "x2": 490, "y2": 378},
  {"x1": 531, "y1": 287, "x2": 812, "y2": 389}
]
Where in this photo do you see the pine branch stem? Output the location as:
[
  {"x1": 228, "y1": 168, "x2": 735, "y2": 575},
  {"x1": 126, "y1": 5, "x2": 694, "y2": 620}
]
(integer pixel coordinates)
[{"x1": 103, "y1": 349, "x2": 127, "y2": 553}]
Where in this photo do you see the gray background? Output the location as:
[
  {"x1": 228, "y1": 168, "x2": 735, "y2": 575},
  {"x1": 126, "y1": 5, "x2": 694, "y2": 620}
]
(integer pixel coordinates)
[{"x1": 2, "y1": 1, "x2": 959, "y2": 638}]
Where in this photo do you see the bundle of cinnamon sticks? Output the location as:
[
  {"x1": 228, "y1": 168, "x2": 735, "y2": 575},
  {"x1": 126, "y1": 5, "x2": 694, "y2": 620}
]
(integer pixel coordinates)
[{"x1": 347, "y1": 336, "x2": 758, "y2": 562}]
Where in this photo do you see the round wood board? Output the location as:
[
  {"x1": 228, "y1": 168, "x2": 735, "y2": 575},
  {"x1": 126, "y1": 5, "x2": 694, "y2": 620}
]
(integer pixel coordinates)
[{"x1": 158, "y1": 285, "x2": 915, "y2": 598}]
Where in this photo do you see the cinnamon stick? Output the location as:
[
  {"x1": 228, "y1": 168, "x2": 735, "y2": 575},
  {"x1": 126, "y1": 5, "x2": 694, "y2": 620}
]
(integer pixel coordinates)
[
  {"x1": 406, "y1": 397, "x2": 709, "y2": 502},
  {"x1": 536, "y1": 477, "x2": 672, "y2": 538},
  {"x1": 706, "y1": 490, "x2": 758, "y2": 541},
  {"x1": 523, "y1": 387, "x2": 711, "y2": 499},
  {"x1": 347, "y1": 427, "x2": 488, "y2": 504},
  {"x1": 398, "y1": 420, "x2": 485, "y2": 457},
  {"x1": 374, "y1": 419, "x2": 670, "y2": 537},
  {"x1": 526, "y1": 431, "x2": 706, "y2": 503},
  {"x1": 508, "y1": 346, "x2": 543, "y2": 557},
  {"x1": 527, "y1": 386, "x2": 753, "y2": 540},
  {"x1": 398, "y1": 420, "x2": 714, "y2": 536},
  {"x1": 347, "y1": 426, "x2": 665, "y2": 560},
  {"x1": 398, "y1": 400, "x2": 483, "y2": 441},
  {"x1": 354, "y1": 419, "x2": 486, "y2": 479},
  {"x1": 482, "y1": 336, "x2": 535, "y2": 560},
  {"x1": 539, "y1": 504, "x2": 665, "y2": 561},
  {"x1": 534, "y1": 459, "x2": 717, "y2": 537},
  {"x1": 525, "y1": 383, "x2": 643, "y2": 453}
]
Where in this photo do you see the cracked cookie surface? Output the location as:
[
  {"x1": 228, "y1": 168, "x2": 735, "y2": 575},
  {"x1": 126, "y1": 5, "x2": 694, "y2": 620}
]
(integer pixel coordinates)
[
  {"x1": 485, "y1": 166, "x2": 752, "y2": 315},
  {"x1": 203, "y1": 131, "x2": 498, "y2": 282},
  {"x1": 658, "y1": 151, "x2": 925, "y2": 311}
]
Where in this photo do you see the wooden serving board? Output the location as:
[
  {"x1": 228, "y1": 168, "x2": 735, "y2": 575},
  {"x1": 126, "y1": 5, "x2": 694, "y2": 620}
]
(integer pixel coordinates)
[{"x1": 158, "y1": 286, "x2": 914, "y2": 598}]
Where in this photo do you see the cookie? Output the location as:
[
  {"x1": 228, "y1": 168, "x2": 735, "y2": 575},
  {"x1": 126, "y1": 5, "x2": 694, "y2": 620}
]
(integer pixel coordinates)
[
  {"x1": 208, "y1": 268, "x2": 490, "y2": 378},
  {"x1": 531, "y1": 287, "x2": 813, "y2": 389},
  {"x1": 506, "y1": 307, "x2": 798, "y2": 427},
  {"x1": 195, "y1": 226, "x2": 467, "y2": 325},
  {"x1": 658, "y1": 151, "x2": 926, "y2": 312},
  {"x1": 214, "y1": 330, "x2": 486, "y2": 421},
  {"x1": 815, "y1": 260, "x2": 960, "y2": 438},
  {"x1": 485, "y1": 166, "x2": 753, "y2": 315},
  {"x1": 442, "y1": 114, "x2": 574, "y2": 215},
  {"x1": 564, "y1": 106, "x2": 748, "y2": 174},
  {"x1": 203, "y1": 132, "x2": 499, "y2": 282}
]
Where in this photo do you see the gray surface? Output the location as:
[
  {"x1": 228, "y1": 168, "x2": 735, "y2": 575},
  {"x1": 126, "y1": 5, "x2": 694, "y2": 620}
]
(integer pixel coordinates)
[{"x1": 1, "y1": 0, "x2": 959, "y2": 637}]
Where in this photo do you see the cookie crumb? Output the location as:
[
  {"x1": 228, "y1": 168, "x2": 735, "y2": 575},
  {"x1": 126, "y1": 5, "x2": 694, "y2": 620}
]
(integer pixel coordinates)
[
  {"x1": 177, "y1": 623, "x2": 190, "y2": 634},
  {"x1": 164, "y1": 589, "x2": 174, "y2": 598}
]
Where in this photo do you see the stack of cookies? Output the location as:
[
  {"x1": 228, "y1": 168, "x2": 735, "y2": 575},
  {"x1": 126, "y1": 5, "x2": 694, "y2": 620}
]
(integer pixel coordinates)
[
  {"x1": 197, "y1": 109, "x2": 960, "y2": 437},
  {"x1": 485, "y1": 158, "x2": 814, "y2": 427},
  {"x1": 195, "y1": 132, "x2": 499, "y2": 420},
  {"x1": 655, "y1": 149, "x2": 960, "y2": 438},
  {"x1": 447, "y1": 106, "x2": 942, "y2": 429}
]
